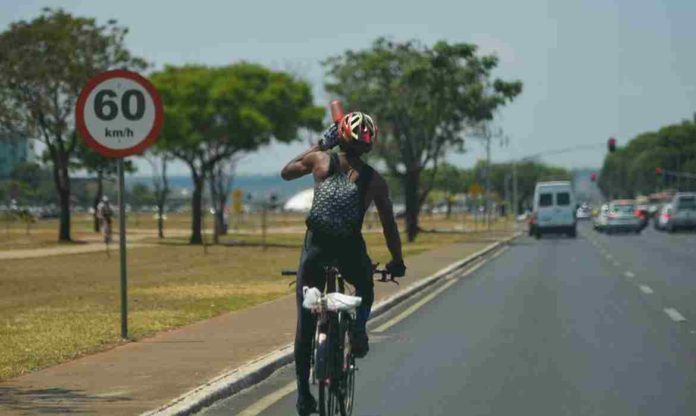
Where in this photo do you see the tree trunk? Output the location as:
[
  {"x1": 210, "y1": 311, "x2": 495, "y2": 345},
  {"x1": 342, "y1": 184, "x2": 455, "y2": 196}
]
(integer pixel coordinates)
[
  {"x1": 446, "y1": 195, "x2": 452, "y2": 219},
  {"x1": 157, "y1": 203, "x2": 165, "y2": 239},
  {"x1": 93, "y1": 170, "x2": 103, "y2": 233},
  {"x1": 190, "y1": 174, "x2": 204, "y2": 244},
  {"x1": 208, "y1": 175, "x2": 222, "y2": 245},
  {"x1": 403, "y1": 168, "x2": 421, "y2": 242},
  {"x1": 52, "y1": 154, "x2": 72, "y2": 242}
]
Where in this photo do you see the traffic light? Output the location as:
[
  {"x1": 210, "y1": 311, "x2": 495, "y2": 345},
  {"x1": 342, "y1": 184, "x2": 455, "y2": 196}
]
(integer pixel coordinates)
[
  {"x1": 607, "y1": 137, "x2": 617, "y2": 153},
  {"x1": 655, "y1": 167, "x2": 663, "y2": 176},
  {"x1": 591, "y1": 172, "x2": 597, "y2": 182}
]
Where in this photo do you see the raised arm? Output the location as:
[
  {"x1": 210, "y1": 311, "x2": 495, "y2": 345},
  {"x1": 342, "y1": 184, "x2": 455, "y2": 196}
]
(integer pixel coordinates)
[
  {"x1": 280, "y1": 144, "x2": 323, "y2": 181},
  {"x1": 372, "y1": 173, "x2": 404, "y2": 267}
]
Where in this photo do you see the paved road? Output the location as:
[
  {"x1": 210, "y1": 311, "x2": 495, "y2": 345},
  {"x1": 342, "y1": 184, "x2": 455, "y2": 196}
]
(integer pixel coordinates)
[{"x1": 199, "y1": 222, "x2": 696, "y2": 415}]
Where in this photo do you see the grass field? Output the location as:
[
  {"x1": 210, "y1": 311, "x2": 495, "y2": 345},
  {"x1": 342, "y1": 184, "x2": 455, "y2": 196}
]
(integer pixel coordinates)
[{"x1": 0, "y1": 212, "x2": 512, "y2": 380}]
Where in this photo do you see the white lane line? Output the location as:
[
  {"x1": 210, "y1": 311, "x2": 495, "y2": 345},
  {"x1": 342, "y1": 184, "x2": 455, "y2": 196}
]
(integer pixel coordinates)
[
  {"x1": 613, "y1": 261, "x2": 621, "y2": 267},
  {"x1": 664, "y1": 308, "x2": 687, "y2": 323},
  {"x1": 237, "y1": 246, "x2": 505, "y2": 415},
  {"x1": 237, "y1": 381, "x2": 296, "y2": 416},
  {"x1": 606, "y1": 254, "x2": 614, "y2": 261},
  {"x1": 373, "y1": 278, "x2": 458, "y2": 333},
  {"x1": 639, "y1": 285, "x2": 654, "y2": 294},
  {"x1": 480, "y1": 246, "x2": 509, "y2": 264},
  {"x1": 372, "y1": 250, "x2": 499, "y2": 334},
  {"x1": 625, "y1": 271, "x2": 635, "y2": 279}
]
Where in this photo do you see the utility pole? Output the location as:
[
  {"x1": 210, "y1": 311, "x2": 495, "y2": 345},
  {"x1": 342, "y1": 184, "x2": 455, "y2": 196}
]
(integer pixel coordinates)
[
  {"x1": 512, "y1": 161, "x2": 518, "y2": 217},
  {"x1": 485, "y1": 126, "x2": 492, "y2": 229}
]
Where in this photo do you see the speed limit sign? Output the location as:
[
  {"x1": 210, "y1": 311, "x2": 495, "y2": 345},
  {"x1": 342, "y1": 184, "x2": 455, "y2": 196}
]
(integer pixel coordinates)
[
  {"x1": 76, "y1": 69, "x2": 163, "y2": 158},
  {"x1": 75, "y1": 69, "x2": 164, "y2": 339}
]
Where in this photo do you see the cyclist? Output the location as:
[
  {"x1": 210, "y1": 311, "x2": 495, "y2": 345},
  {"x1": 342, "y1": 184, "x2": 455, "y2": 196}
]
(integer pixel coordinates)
[
  {"x1": 96, "y1": 195, "x2": 113, "y2": 243},
  {"x1": 281, "y1": 111, "x2": 406, "y2": 415}
]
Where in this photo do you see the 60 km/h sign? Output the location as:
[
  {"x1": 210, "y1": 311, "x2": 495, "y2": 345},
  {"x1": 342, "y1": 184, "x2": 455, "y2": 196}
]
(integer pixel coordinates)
[
  {"x1": 76, "y1": 69, "x2": 163, "y2": 158},
  {"x1": 76, "y1": 70, "x2": 163, "y2": 340}
]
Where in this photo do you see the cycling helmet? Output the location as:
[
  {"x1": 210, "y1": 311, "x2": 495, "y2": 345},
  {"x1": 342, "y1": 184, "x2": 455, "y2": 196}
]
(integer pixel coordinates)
[{"x1": 339, "y1": 112, "x2": 377, "y2": 146}]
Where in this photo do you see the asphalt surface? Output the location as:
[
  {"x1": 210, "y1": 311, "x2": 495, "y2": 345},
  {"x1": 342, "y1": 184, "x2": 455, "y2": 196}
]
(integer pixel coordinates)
[{"x1": 198, "y1": 222, "x2": 696, "y2": 416}]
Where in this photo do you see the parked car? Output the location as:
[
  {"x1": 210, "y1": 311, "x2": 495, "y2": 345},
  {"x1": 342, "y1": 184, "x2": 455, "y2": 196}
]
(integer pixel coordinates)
[
  {"x1": 654, "y1": 203, "x2": 672, "y2": 231},
  {"x1": 530, "y1": 181, "x2": 576, "y2": 238},
  {"x1": 602, "y1": 200, "x2": 643, "y2": 234},
  {"x1": 593, "y1": 204, "x2": 609, "y2": 232},
  {"x1": 576, "y1": 204, "x2": 592, "y2": 220},
  {"x1": 665, "y1": 193, "x2": 696, "y2": 232},
  {"x1": 635, "y1": 204, "x2": 650, "y2": 230}
]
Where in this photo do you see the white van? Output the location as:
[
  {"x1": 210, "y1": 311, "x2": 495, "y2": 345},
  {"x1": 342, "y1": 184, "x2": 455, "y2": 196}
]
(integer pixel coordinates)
[{"x1": 530, "y1": 181, "x2": 576, "y2": 238}]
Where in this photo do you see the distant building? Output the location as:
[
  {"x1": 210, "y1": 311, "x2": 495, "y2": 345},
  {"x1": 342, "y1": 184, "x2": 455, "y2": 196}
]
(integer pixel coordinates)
[{"x1": 0, "y1": 137, "x2": 32, "y2": 178}]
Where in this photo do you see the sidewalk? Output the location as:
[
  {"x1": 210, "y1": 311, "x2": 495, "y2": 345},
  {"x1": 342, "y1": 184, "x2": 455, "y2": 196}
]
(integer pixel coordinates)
[{"x1": 0, "y1": 230, "x2": 513, "y2": 415}]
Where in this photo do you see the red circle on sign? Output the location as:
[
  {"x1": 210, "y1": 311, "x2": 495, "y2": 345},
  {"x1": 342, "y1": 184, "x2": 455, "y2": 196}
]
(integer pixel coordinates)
[{"x1": 76, "y1": 69, "x2": 163, "y2": 158}]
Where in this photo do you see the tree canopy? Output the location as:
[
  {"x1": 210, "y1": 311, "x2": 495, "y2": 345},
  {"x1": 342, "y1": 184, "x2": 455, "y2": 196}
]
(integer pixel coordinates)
[
  {"x1": 598, "y1": 119, "x2": 696, "y2": 198},
  {"x1": 0, "y1": 8, "x2": 145, "y2": 240},
  {"x1": 151, "y1": 63, "x2": 323, "y2": 243},
  {"x1": 324, "y1": 38, "x2": 522, "y2": 240}
]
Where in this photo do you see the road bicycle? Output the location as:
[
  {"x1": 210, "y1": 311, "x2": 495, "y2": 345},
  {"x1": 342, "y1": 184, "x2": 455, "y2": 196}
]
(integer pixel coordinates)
[{"x1": 282, "y1": 265, "x2": 396, "y2": 416}]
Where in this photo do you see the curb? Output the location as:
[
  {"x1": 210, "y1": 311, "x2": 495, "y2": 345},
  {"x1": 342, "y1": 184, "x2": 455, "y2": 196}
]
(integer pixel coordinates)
[{"x1": 142, "y1": 232, "x2": 520, "y2": 416}]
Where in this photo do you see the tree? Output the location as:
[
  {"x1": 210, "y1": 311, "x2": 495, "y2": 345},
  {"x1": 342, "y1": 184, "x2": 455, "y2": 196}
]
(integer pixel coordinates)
[
  {"x1": 598, "y1": 120, "x2": 696, "y2": 198},
  {"x1": 145, "y1": 154, "x2": 170, "y2": 239},
  {"x1": 428, "y1": 163, "x2": 472, "y2": 217},
  {"x1": 151, "y1": 63, "x2": 323, "y2": 244},
  {"x1": 324, "y1": 38, "x2": 522, "y2": 241},
  {"x1": 129, "y1": 183, "x2": 155, "y2": 209},
  {"x1": 209, "y1": 157, "x2": 240, "y2": 244},
  {"x1": 0, "y1": 9, "x2": 145, "y2": 241}
]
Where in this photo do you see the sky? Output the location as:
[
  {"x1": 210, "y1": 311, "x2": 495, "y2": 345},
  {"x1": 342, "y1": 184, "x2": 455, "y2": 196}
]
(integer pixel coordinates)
[{"x1": 2, "y1": 0, "x2": 696, "y2": 175}]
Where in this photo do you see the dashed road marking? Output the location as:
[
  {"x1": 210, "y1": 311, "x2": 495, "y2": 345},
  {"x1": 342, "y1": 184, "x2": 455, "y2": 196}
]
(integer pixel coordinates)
[
  {"x1": 373, "y1": 278, "x2": 458, "y2": 333},
  {"x1": 237, "y1": 381, "x2": 296, "y2": 416},
  {"x1": 638, "y1": 285, "x2": 654, "y2": 294},
  {"x1": 664, "y1": 308, "x2": 687, "y2": 323},
  {"x1": 613, "y1": 261, "x2": 621, "y2": 267},
  {"x1": 625, "y1": 271, "x2": 635, "y2": 279},
  {"x1": 373, "y1": 248, "x2": 502, "y2": 334}
]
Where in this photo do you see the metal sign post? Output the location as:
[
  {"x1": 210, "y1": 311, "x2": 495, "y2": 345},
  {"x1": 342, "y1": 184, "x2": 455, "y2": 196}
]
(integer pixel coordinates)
[
  {"x1": 117, "y1": 158, "x2": 128, "y2": 338},
  {"x1": 77, "y1": 69, "x2": 163, "y2": 339}
]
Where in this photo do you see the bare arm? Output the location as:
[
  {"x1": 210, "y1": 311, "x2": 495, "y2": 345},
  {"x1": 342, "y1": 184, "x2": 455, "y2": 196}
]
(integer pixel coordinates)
[
  {"x1": 280, "y1": 144, "x2": 323, "y2": 181},
  {"x1": 372, "y1": 174, "x2": 403, "y2": 262}
]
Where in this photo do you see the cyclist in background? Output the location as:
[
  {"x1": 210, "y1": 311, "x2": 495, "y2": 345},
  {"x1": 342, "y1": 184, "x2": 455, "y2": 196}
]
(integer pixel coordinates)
[
  {"x1": 96, "y1": 195, "x2": 113, "y2": 243},
  {"x1": 281, "y1": 112, "x2": 406, "y2": 415}
]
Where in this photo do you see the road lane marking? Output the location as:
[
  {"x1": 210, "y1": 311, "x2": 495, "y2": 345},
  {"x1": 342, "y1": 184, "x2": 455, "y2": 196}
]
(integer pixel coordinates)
[
  {"x1": 606, "y1": 254, "x2": 613, "y2": 261},
  {"x1": 625, "y1": 271, "x2": 635, "y2": 279},
  {"x1": 372, "y1": 250, "x2": 499, "y2": 334},
  {"x1": 638, "y1": 285, "x2": 654, "y2": 294},
  {"x1": 238, "y1": 246, "x2": 507, "y2": 414},
  {"x1": 479, "y1": 246, "x2": 509, "y2": 263},
  {"x1": 373, "y1": 278, "x2": 459, "y2": 333},
  {"x1": 664, "y1": 308, "x2": 687, "y2": 323},
  {"x1": 237, "y1": 381, "x2": 296, "y2": 416},
  {"x1": 613, "y1": 261, "x2": 621, "y2": 267}
]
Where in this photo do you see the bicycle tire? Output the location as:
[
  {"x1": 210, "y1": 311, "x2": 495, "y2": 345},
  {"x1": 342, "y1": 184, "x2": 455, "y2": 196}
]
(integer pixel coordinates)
[
  {"x1": 318, "y1": 315, "x2": 346, "y2": 416},
  {"x1": 339, "y1": 314, "x2": 356, "y2": 416}
]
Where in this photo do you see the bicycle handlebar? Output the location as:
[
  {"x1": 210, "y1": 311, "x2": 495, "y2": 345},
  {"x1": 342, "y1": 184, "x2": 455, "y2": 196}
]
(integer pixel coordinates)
[{"x1": 279, "y1": 267, "x2": 399, "y2": 284}]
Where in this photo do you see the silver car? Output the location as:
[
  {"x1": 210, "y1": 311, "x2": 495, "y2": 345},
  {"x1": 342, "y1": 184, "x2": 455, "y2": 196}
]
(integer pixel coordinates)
[
  {"x1": 603, "y1": 200, "x2": 643, "y2": 234},
  {"x1": 654, "y1": 203, "x2": 672, "y2": 231},
  {"x1": 665, "y1": 193, "x2": 696, "y2": 232}
]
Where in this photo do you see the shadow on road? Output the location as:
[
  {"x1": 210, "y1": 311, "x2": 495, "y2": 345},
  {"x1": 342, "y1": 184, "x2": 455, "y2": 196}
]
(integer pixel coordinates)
[{"x1": 0, "y1": 386, "x2": 131, "y2": 414}]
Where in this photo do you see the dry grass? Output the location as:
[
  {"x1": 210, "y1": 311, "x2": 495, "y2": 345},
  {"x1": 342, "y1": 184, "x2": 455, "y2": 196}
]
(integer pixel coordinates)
[{"x1": 0, "y1": 212, "x2": 512, "y2": 380}]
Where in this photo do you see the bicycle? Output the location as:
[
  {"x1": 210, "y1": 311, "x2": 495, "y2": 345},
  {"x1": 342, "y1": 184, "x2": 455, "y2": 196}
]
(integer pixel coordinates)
[{"x1": 281, "y1": 265, "x2": 397, "y2": 416}]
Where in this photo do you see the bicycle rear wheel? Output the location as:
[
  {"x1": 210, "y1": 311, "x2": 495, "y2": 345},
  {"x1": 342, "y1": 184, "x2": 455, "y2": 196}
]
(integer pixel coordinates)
[
  {"x1": 317, "y1": 316, "x2": 342, "y2": 415},
  {"x1": 339, "y1": 314, "x2": 356, "y2": 416}
]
